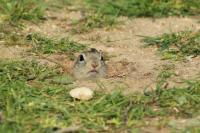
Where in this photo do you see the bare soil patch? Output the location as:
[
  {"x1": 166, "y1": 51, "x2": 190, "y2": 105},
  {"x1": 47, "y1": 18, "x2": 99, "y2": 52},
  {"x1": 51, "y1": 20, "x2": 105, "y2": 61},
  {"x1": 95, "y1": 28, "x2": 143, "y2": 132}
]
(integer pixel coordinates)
[{"x1": 0, "y1": 45, "x2": 27, "y2": 59}]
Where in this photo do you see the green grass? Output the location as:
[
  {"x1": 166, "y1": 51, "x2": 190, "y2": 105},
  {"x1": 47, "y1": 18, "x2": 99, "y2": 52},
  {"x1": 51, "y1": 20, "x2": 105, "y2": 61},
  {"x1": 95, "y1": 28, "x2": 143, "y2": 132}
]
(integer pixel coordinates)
[
  {"x1": 0, "y1": 25, "x2": 86, "y2": 59},
  {"x1": 85, "y1": 0, "x2": 200, "y2": 17},
  {"x1": 1, "y1": 0, "x2": 199, "y2": 34},
  {"x1": 0, "y1": 0, "x2": 200, "y2": 132},
  {"x1": 142, "y1": 30, "x2": 200, "y2": 60},
  {"x1": 71, "y1": 12, "x2": 117, "y2": 34},
  {"x1": 0, "y1": 0, "x2": 45, "y2": 23},
  {"x1": 65, "y1": 0, "x2": 200, "y2": 33},
  {"x1": 0, "y1": 60, "x2": 60, "y2": 82},
  {"x1": 156, "y1": 64, "x2": 175, "y2": 87},
  {"x1": 0, "y1": 23, "x2": 86, "y2": 59},
  {"x1": 1, "y1": 0, "x2": 200, "y2": 33},
  {"x1": 0, "y1": 60, "x2": 200, "y2": 132},
  {"x1": 26, "y1": 33, "x2": 86, "y2": 59},
  {"x1": 0, "y1": 0, "x2": 46, "y2": 46}
]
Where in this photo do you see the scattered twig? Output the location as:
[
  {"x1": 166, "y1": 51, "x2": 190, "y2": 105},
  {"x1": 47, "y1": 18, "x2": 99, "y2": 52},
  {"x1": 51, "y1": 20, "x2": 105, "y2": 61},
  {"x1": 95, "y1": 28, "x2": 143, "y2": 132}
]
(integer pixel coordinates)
[
  {"x1": 123, "y1": 100, "x2": 133, "y2": 126},
  {"x1": 122, "y1": 100, "x2": 133, "y2": 133}
]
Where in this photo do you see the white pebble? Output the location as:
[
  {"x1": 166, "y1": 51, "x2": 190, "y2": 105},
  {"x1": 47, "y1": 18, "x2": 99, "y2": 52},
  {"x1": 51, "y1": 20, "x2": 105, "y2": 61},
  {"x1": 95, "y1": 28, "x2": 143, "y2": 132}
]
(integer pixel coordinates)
[{"x1": 69, "y1": 87, "x2": 94, "y2": 100}]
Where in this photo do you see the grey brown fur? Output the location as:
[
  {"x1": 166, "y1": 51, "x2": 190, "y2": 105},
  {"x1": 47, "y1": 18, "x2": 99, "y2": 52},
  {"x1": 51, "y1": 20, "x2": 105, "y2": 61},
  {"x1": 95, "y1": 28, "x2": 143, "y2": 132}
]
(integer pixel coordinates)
[{"x1": 73, "y1": 48, "x2": 107, "y2": 79}]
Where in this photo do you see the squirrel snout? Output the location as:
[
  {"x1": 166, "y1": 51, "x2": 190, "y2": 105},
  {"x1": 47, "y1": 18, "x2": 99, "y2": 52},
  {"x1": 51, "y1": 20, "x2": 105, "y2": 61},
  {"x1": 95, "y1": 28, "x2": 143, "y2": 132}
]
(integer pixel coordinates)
[{"x1": 91, "y1": 63, "x2": 98, "y2": 69}]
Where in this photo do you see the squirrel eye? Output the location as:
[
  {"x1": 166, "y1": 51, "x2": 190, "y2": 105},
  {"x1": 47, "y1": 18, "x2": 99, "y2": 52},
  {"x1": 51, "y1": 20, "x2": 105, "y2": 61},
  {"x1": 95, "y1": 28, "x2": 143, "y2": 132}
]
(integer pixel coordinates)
[
  {"x1": 79, "y1": 54, "x2": 84, "y2": 61},
  {"x1": 100, "y1": 56, "x2": 104, "y2": 61}
]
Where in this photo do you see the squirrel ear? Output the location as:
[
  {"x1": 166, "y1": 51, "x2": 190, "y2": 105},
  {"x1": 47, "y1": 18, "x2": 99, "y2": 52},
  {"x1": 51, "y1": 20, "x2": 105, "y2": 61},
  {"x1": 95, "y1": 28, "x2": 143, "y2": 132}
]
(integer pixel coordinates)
[{"x1": 90, "y1": 48, "x2": 97, "y2": 52}]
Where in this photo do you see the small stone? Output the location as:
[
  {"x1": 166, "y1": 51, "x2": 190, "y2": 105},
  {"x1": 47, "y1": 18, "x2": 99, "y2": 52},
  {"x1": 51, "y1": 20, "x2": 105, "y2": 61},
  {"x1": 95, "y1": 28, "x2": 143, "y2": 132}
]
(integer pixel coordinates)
[
  {"x1": 186, "y1": 55, "x2": 196, "y2": 61},
  {"x1": 69, "y1": 87, "x2": 94, "y2": 100}
]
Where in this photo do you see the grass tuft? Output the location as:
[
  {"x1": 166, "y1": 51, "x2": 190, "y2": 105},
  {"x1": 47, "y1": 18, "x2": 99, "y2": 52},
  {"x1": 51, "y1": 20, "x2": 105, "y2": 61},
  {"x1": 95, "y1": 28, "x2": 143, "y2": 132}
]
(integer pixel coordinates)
[
  {"x1": 0, "y1": 0, "x2": 45, "y2": 23},
  {"x1": 142, "y1": 30, "x2": 200, "y2": 60},
  {"x1": 0, "y1": 60, "x2": 59, "y2": 83},
  {"x1": 71, "y1": 12, "x2": 117, "y2": 33},
  {"x1": 26, "y1": 33, "x2": 86, "y2": 54},
  {"x1": 66, "y1": 0, "x2": 200, "y2": 33},
  {"x1": 85, "y1": 0, "x2": 200, "y2": 17}
]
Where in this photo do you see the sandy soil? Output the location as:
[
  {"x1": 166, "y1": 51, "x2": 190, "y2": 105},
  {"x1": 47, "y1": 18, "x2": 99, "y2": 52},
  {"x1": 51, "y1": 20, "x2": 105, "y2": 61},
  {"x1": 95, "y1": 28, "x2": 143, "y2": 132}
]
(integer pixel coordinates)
[
  {"x1": 0, "y1": 45, "x2": 27, "y2": 59},
  {"x1": 2, "y1": 9, "x2": 200, "y2": 93}
]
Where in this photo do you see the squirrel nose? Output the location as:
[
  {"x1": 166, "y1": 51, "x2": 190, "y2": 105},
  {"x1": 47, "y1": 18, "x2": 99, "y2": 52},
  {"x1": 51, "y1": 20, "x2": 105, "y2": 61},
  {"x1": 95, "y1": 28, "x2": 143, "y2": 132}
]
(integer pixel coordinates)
[{"x1": 92, "y1": 63, "x2": 98, "y2": 68}]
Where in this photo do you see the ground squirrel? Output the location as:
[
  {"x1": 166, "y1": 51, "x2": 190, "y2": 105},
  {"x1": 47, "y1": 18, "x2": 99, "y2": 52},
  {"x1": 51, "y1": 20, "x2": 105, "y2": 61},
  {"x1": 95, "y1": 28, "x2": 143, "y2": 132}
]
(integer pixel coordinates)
[{"x1": 73, "y1": 48, "x2": 107, "y2": 79}]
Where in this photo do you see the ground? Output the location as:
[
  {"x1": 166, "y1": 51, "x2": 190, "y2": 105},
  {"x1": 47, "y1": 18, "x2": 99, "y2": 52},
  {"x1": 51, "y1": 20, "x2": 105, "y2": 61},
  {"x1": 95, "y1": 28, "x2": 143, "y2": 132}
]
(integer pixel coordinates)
[
  {"x1": 0, "y1": 1, "x2": 200, "y2": 133},
  {"x1": 3, "y1": 13, "x2": 200, "y2": 92}
]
